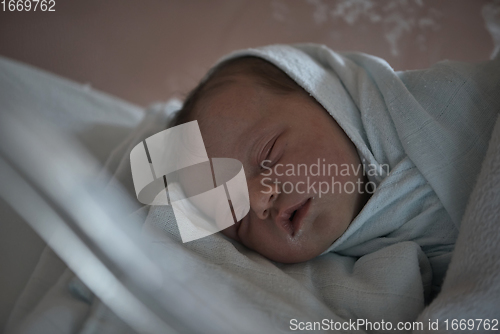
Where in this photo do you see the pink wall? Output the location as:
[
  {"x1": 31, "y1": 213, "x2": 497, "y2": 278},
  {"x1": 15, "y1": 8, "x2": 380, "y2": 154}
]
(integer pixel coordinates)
[{"x1": 0, "y1": 0, "x2": 495, "y2": 106}]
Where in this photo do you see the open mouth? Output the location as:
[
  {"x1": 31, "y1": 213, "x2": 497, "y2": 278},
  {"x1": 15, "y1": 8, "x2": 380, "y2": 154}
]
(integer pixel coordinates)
[{"x1": 281, "y1": 198, "x2": 312, "y2": 236}]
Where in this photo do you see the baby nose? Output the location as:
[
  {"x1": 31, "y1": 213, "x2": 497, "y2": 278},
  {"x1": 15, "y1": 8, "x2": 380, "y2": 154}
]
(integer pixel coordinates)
[{"x1": 248, "y1": 176, "x2": 279, "y2": 220}]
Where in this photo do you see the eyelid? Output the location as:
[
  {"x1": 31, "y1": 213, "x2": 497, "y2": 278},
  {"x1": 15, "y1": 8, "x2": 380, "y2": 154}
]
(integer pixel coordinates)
[
  {"x1": 260, "y1": 134, "x2": 280, "y2": 168},
  {"x1": 254, "y1": 127, "x2": 287, "y2": 169}
]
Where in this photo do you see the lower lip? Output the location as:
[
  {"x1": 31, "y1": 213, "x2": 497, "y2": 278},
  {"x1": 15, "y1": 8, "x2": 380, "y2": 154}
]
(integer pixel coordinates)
[{"x1": 292, "y1": 198, "x2": 312, "y2": 235}]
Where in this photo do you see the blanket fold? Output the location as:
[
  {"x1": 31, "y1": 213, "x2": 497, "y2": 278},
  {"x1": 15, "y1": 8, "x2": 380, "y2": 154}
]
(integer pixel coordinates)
[{"x1": 417, "y1": 111, "x2": 500, "y2": 333}]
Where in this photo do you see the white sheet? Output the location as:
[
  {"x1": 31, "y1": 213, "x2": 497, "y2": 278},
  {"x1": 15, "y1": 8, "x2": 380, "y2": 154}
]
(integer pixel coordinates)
[
  {"x1": 0, "y1": 55, "x2": 143, "y2": 333},
  {"x1": 0, "y1": 56, "x2": 143, "y2": 164}
]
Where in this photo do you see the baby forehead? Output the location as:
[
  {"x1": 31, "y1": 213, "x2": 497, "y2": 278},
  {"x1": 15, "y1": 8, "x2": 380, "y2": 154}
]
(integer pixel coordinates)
[
  {"x1": 196, "y1": 99, "x2": 268, "y2": 154},
  {"x1": 197, "y1": 112, "x2": 256, "y2": 158}
]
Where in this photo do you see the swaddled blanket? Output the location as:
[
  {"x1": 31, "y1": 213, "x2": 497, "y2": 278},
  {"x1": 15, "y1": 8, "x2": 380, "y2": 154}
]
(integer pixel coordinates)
[{"x1": 217, "y1": 44, "x2": 500, "y2": 294}]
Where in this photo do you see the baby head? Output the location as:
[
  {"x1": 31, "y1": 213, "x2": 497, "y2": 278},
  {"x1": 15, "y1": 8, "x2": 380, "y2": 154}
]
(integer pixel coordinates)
[{"x1": 173, "y1": 56, "x2": 369, "y2": 263}]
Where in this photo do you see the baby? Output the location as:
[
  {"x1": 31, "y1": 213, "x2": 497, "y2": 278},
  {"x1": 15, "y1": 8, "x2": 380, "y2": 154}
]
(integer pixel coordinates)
[
  {"x1": 169, "y1": 44, "x2": 498, "y2": 293},
  {"x1": 171, "y1": 56, "x2": 370, "y2": 263},
  {"x1": 175, "y1": 57, "x2": 367, "y2": 263}
]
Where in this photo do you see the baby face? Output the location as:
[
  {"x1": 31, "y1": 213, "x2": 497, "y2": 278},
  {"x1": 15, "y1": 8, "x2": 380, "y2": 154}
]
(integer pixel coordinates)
[{"x1": 195, "y1": 74, "x2": 367, "y2": 263}]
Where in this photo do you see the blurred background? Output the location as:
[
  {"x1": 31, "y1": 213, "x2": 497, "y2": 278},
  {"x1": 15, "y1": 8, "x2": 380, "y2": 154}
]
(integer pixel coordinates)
[{"x1": 0, "y1": 0, "x2": 496, "y2": 107}]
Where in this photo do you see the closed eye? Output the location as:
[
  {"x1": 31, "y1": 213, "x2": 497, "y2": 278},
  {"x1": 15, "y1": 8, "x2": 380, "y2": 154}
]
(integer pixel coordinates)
[
  {"x1": 256, "y1": 127, "x2": 287, "y2": 170},
  {"x1": 260, "y1": 135, "x2": 279, "y2": 168}
]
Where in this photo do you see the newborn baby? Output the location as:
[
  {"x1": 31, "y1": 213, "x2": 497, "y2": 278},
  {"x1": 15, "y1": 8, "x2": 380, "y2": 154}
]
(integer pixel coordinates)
[
  {"x1": 172, "y1": 56, "x2": 370, "y2": 263},
  {"x1": 170, "y1": 44, "x2": 498, "y2": 295}
]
